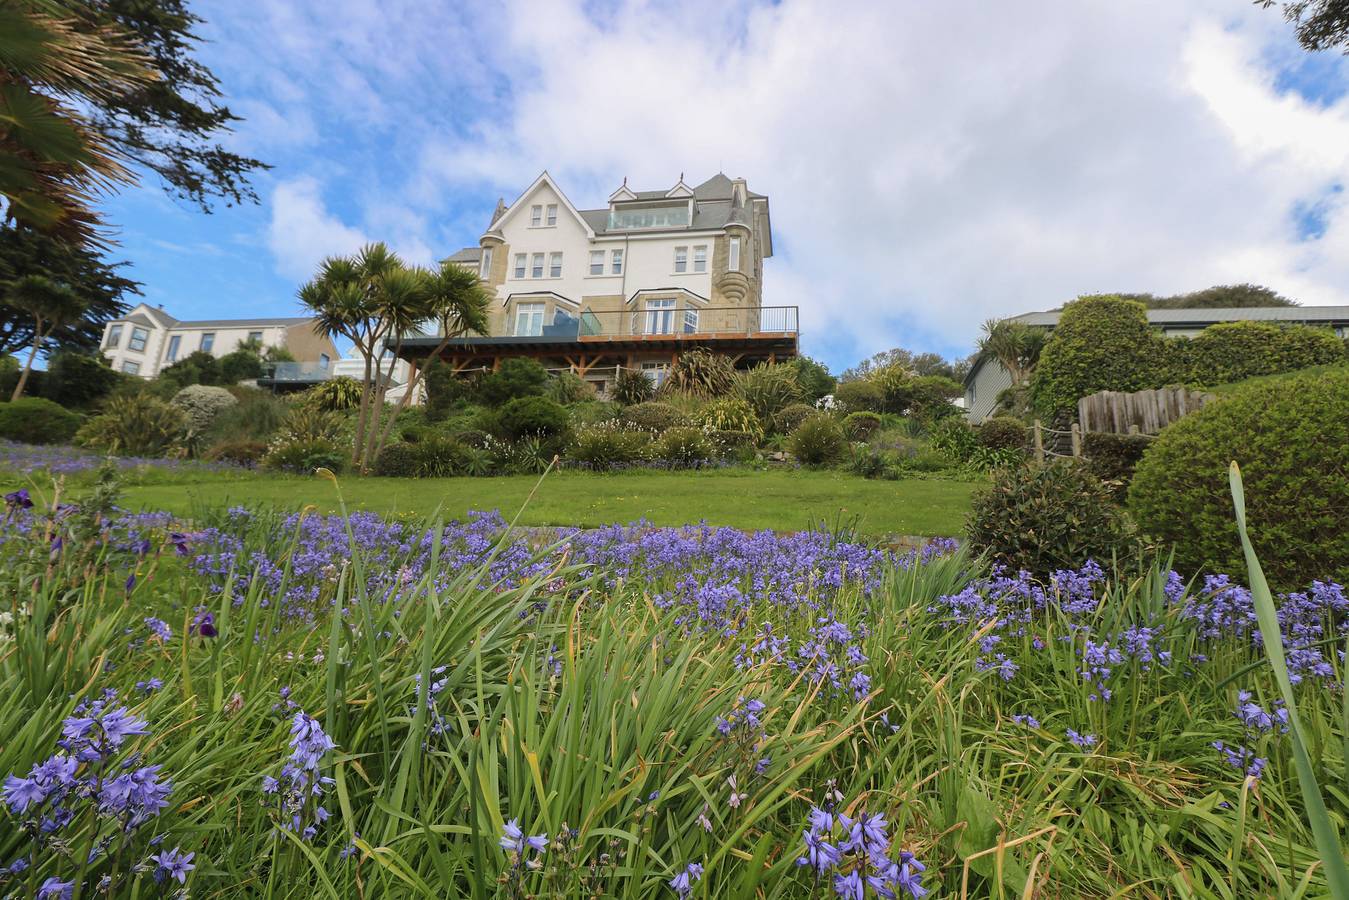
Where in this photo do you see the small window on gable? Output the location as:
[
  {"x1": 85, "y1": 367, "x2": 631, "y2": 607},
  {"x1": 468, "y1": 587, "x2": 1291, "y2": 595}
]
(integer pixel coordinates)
[
  {"x1": 530, "y1": 205, "x2": 542, "y2": 226},
  {"x1": 531, "y1": 253, "x2": 544, "y2": 279},
  {"x1": 514, "y1": 253, "x2": 526, "y2": 278},
  {"x1": 546, "y1": 204, "x2": 558, "y2": 226},
  {"x1": 693, "y1": 245, "x2": 707, "y2": 273},
  {"x1": 589, "y1": 250, "x2": 604, "y2": 275},
  {"x1": 549, "y1": 252, "x2": 563, "y2": 278},
  {"x1": 673, "y1": 246, "x2": 688, "y2": 273}
]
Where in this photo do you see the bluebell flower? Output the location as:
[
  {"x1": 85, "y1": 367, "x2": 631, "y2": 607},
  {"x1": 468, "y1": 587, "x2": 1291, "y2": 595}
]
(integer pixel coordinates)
[
  {"x1": 145, "y1": 618, "x2": 171, "y2": 642},
  {"x1": 37, "y1": 877, "x2": 74, "y2": 899},
  {"x1": 151, "y1": 847, "x2": 195, "y2": 884},
  {"x1": 1066, "y1": 729, "x2": 1097, "y2": 749},
  {"x1": 669, "y1": 861, "x2": 703, "y2": 899}
]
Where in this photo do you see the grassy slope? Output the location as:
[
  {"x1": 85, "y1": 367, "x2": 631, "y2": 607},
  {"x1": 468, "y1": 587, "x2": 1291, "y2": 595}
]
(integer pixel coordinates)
[{"x1": 109, "y1": 468, "x2": 977, "y2": 536}]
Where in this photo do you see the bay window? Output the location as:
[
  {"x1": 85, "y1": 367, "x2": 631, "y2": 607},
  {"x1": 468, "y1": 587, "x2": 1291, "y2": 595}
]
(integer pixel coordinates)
[{"x1": 513, "y1": 302, "x2": 545, "y2": 336}]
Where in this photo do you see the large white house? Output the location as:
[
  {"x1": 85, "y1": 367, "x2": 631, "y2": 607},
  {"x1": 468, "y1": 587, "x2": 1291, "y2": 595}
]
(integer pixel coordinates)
[
  {"x1": 395, "y1": 171, "x2": 797, "y2": 393},
  {"x1": 99, "y1": 303, "x2": 338, "y2": 379}
]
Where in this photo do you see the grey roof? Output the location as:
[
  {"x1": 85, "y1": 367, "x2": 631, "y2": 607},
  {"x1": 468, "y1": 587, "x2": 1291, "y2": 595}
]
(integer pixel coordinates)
[
  {"x1": 119, "y1": 312, "x2": 159, "y2": 328},
  {"x1": 574, "y1": 174, "x2": 768, "y2": 237},
  {"x1": 446, "y1": 247, "x2": 482, "y2": 263},
  {"x1": 172, "y1": 316, "x2": 316, "y2": 329},
  {"x1": 1011, "y1": 305, "x2": 1349, "y2": 327}
]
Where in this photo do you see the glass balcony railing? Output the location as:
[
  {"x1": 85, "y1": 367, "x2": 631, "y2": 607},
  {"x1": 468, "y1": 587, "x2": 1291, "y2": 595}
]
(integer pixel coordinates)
[
  {"x1": 263, "y1": 361, "x2": 333, "y2": 383},
  {"x1": 606, "y1": 205, "x2": 690, "y2": 230},
  {"x1": 505, "y1": 305, "x2": 798, "y2": 340}
]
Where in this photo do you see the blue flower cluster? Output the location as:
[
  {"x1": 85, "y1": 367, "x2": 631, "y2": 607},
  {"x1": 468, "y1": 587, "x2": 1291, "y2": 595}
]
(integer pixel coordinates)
[
  {"x1": 796, "y1": 803, "x2": 927, "y2": 898},
  {"x1": 261, "y1": 710, "x2": 337, "y2": 840}
]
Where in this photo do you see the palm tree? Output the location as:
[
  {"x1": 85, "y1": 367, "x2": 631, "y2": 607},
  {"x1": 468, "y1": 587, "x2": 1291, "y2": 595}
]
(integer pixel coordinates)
[
  {"x1": 0, "y1": 0, "x2": 155, "y2": 247},
  {"x1": 977, "y1": 319, "x2": 1046, "y2": 386},
  {"x1": 8, "y1": 272, "x2": 86, "y2": 399},
  {"x1": 369, "y1": 260, "x2": 490, "y2": 462}
]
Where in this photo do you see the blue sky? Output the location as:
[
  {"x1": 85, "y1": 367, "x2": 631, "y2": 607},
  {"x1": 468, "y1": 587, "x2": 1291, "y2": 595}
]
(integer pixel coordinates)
[{"x1": 99, "y1": 0, "x2": 1349, "y2": 373}]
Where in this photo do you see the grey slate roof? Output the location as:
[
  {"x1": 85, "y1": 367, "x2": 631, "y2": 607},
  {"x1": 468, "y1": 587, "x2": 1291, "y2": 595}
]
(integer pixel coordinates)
[
  {"x1": 1011, "y1": 305, "x2": 1349, "y2": 327},
  {"x1": 576, "y1": 175, "x2": 766, "y2": 236},
  {"x1": 446, "y1": 247, "x2": 482, "y2": 263}
]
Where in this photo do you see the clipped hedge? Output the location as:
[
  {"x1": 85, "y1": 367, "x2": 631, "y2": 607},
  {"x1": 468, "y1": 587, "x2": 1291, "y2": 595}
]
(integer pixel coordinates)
[
  {"x1": 496, "y1": 396, "x2": 569, "y2": 441},
  {"x1": 1171, "y1": 321, "x2": 1345, "y2": 386},
  {"x1": 976, "y1": 416, "x2": 1028, "y2": 451},
  {"x1": 1030, "y1": 296, "x2": 1167, "y2": 417},
  {"x1": 0, "y1": 397, "x2": 81, "y2": 445},
  {"x1": 1129, "y1": 368, "x2": 1349, "y2": 587},
  {"x1": 1082, "y1": 431, "x2": 1153, "y2": 497}
]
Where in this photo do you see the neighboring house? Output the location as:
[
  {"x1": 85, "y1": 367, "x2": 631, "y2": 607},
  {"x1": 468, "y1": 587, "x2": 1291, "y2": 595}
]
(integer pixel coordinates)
[
  {"x1": 100, "y1": 303, "x2": 338, "y2": 380},
  {"x1": 963, "y1": 304, "x2": 1349, "y2": 422},
  {"x1": 394, "y1": 171, "x2": 797, "y2": 394}
]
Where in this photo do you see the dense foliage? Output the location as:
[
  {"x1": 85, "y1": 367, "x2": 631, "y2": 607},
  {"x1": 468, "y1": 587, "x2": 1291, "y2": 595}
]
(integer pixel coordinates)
[
  {"x1": 967, "y1": 459, "x2": 1135, "y2": 574},
  {"x1": 76, "y1": 394, "x2": 186, "y2": 457},
  {"x1": 1170, "y1": 321, "x2": 1345, "y2": 386},
  {"x1": 0, "y1": 397, "x2": 81, "y2": 445},
  {"x1": 619, "y1": 401, "x2": 689, "y2": 433},
  {"x1": 833, "y1": 380, "x2": 884, "y2": 413},
  {"x1": 170, "y1": 385, "x2": 237, "y2": 433},
  {"x1": 1082, "y1": 431, "x2": 1154, "y2": 498},
  {"x1": 787, "y1": 414, "x2": 847, "y2": 467},
  {"x1": 1029, "y1": 296, "x2": 1166, "y2": 417},
  {"x1": 1130, "y1": 368, "x2": 1349, "y2": 588}
]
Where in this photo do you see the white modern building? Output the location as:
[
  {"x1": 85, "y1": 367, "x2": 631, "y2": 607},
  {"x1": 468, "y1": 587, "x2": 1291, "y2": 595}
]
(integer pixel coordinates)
[
  {"x1": 395, "y1": 171, "x2": 797, "y2": 393},
  {"x1": 963, "y1": 304, "x2": 1349, "y2": 421},
  {"x1": 100, "y1": 303, "x2": 338, "y2": 379}
]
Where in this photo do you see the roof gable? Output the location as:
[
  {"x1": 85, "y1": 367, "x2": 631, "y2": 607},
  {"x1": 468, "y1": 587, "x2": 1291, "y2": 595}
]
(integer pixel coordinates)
[{"x1": 490, "y1": 171, "x2": 595, "y2": 238}]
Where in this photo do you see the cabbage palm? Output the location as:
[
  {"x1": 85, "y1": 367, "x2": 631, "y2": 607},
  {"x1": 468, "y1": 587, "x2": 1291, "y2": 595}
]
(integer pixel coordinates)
[
  {"x1": 7, "y1": 272, "x2": 85, "y2": 399},
  {"x1": 0, "y1": 0, "x2": 155, "y2": 246},
  {"x1": 977, "y1": 318, "x2": 1045, "y2": 386}
]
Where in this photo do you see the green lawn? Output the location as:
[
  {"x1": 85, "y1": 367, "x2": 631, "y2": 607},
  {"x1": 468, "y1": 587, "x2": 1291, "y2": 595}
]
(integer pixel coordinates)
[{"x1": 106, "y1": 468, "x2": 977, "y2": 536}]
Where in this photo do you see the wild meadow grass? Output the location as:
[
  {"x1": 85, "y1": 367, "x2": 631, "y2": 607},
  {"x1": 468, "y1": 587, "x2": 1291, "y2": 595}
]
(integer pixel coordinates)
[{"x1": 1, "y1": 470, "x2": 1347, "y2": 898}]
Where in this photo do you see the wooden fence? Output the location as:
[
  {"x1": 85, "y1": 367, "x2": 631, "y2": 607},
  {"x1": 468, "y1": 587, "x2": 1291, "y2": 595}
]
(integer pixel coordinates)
[{"x1": 1077, "y1": 386, "x2": 1215, "y2": 435}]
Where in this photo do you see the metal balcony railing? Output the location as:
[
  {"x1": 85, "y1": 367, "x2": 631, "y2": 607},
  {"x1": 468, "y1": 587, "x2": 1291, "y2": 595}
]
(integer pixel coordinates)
[{"x1": 507, "y1": 305, "x2": 798, "y2": 340}]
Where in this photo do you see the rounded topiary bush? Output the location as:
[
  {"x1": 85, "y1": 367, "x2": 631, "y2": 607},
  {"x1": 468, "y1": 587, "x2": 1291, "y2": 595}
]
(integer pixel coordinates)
[
  {"x1": 787, "y1": 415, "x2": 846, "y2": 467},
  {"x1": 0, "y1": 397, "x2": 81, "y2": 445},
  {"x1": 772, "y1": 402, "x2": 818, "y2": 436},
  {"x1": 1030, "y1": 295, "x2": 1167, "y2": 417},
  {"x1": 1128, "y1": 368, "x2": 1349, "y2": 587},
  {"x1": 968, "y1": 458, "x2": 1134, "y2": 575},
  {"x1": 843, "y1": 411, "x2": 882, "y2": 441},
  {"x1": 977, "y1": 416, "x2": 1028, "y2": 451},
  {"x1": 619, "y1": 401, "x2": 689, "y2": 433},
  {"x1": 496, "y1": 396, "x2": 570, "y2": 441},
  {"x1": 833, "y1": 380, "x2": 884, "y2": 413},
  {"x1": 171, "y1": 385, "x2": 238, "y2": 433}
]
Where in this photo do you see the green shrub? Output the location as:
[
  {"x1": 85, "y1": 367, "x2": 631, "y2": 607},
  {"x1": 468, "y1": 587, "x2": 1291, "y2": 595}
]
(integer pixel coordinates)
[
  {"x1": 845, "y1": 443, "x2": 889, "y2": 479},
  {"x1": 698, "y1": 397, "x2": 763, "y2": 441},
  {"x1": 1030, "y1": 295, "x2": 1168, "y2": 416},
  {"x1": 703, "y1": 429, "x2": 756, "y2": 455},
  {"x1": 655, "y1": 426, "x2": 714, "y2": 468},
  {"x1": 422, "y1": 359, "x2": 476, "y2": 421},
  {"x1": 205, "y1": 389, "x2": 288, "y2": 442},
  {"x1": 546, "y1": 371, "x2": 596, "y2": 405},
  {"x1": 772, "y1": 402, "x2": 818, "y2": 436},
  {"x1": 374, "y1": 436, "x2": 481, "y2": 477},
  {"x1": 483, "y1": 435, "x2": 550, "y2": 475},
  {"x1": 928, "y1": 418, "x2": 979, "y2": 462},
  {"x1": 476, "y1": 358, "x2": 548, "y2": 406},
  {"x1": 898, "y1": 375, "x2": 965, "y2": 422},
  {"x1": 275, "y1": 405, "x2": 344, "y2": 444},
  {"x1": 449, "y1": 427, "x2": 489, "y2": 449},
  {"x1": 661, "y1": 349, "x2": 736, "y2": 398},
  {"x1": 496, "y1": 396, "x2": 569, "y2": 441},
  {"x1": 734, "y1": 363, "x2": 805, "y2": 427},
  {"x1": 219, "y1": 348, "x2": 264, "y2": 384},
  {"x1": 42, "y1": 352, "x2": 121, "y2": 409},
  {"x1": 567, "y1": 422, "x2": 653, "y2": 470},
  {"x1": 158, "y1": 351, "x2": 223, "y2": 389},
  {"x1": 977, "y1": 416, "x2": 1028, "y2": 451},
  {"x1": 262, "y1": 438, "x2": 345, "y2": 475},
  {"x1": 203, "y1": 439, "x2": 268, "y2": 467},
  {"x1": 75, "y1": 394, "x2": 186, "y2": 457},
  {"x1": 1129, "y1": 368, "x2": 1349, "y2": 587},
  {"x1": 569, "y1": 400, "x2": 620, "y2": 428},
  {"x1": 0, "y1": 397, "x2": 81, "y2": 445},
  {"x1": 1082, "y1": 431, "x2": 1154, "y2": 498},
  {"x1": 1173, "y1": 321, "x2": 1346, "y2": 386},
  {"x1": 171, "y1": 385, "x2": 238, "y2": 433},
  {"x1": 833, "y1": 380, "x2": 884, "y2": 413},
  {"x1": 787, "y1": 355, "x2": 836, "y2": 403},
  {"x1": 611, "y1": 368, "x2": 655, "y2": 406},
  {"x1": 787, "y1": 414, "x2": 846, "y2": 467},
  {"x1": 303, "y1": 376, "x2": 363, "y2": 412},
  {"x1": 843, "y1": 411, "x2": 882, "y2": 441},
  {"x1": 619, "y1": 401, "x2": 689, "y2": 433},
  {"x1": 890, "y1": 448, "x2": 960, "y2": 476},
  {"x1": 968, "y1": 459, "x2": 1135, "y2": 575}
]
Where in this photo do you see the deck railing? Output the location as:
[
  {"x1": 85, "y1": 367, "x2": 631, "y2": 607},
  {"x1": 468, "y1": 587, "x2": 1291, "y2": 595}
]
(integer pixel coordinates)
[{"x1": 506, "y1": 305, "x2": 798, "y2": 340}]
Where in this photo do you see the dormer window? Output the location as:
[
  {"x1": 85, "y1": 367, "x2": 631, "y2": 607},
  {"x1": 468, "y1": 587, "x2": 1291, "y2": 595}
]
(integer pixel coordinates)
[
  {"x1": 674, "y1": 246, "x2": 688, "y2": 273},
  {"x1": 546, "y1": 204, "x2": 557, "y2": 226},
  {"x1": 530, "y1": 205, "x2": 542, "y2": 227},
  {"x1": 607, "y1": 204, "x2": 689, "y2": 230}
]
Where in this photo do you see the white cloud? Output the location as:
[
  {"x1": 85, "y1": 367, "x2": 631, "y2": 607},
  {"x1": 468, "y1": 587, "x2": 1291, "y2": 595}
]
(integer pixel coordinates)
[
  {"x1": 267, "y1": 177, "x2": 368, "y2": 280},
  {"x1": 215, "y1": 0, "x2": 1349, "y2": 365}
]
